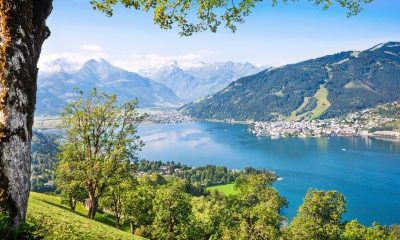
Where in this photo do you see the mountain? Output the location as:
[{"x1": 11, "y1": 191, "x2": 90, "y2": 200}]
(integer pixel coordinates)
[
  {"x1": 180, "y1": 42, "x2": 400, "y2": 121},
  {"x1": 140, "y1": 61, "x2": 263, "y2": 100},
  {"x1": 36, "y1": 59, "x2": 183, "y2": 116}
]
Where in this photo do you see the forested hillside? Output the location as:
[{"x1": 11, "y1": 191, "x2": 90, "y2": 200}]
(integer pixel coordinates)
[
  {"x1": 181, "y1": 42, "x2": 400, "y2": 121},
  {"x1": 31, "y1": 131, "x2": 59, "y2": 192}
]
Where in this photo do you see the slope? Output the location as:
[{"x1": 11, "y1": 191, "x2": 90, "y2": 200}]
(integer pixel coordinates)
[{"x1": 27, "y1": 192, "x2": 144, "y2": 240}]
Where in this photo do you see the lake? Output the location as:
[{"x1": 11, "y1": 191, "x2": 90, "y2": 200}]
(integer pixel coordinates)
[{"x1": 138, "y1": 121, "x2": 400, "y2": 226}]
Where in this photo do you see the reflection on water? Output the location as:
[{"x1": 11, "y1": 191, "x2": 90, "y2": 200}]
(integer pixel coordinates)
[
  {"x1": 138, "y1": 121, "x2": 400, "y2": 226},
  {"x1": 316, "y1": 137, "x2": 329, "y2": 152}
]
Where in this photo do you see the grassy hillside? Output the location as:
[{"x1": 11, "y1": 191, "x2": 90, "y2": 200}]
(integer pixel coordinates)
[
  {"x1": 289, "y1": 97, "x2": 310, "y2": 121},
  {"x1": 27, "y1": 192, "x2": 144, "y2": 240},
  {"x1": 207, "y1": 183, "x2": 237, "y2": 195},
  {"x1": 310, "y1": 85, "x2": 331, "y2": 119}
]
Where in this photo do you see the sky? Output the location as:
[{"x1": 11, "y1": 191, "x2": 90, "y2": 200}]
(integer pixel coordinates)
[{"x1": 39, "y1": 0, "x2": 400, "y2": 72}]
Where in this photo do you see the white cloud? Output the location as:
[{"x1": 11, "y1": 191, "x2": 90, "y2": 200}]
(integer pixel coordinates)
[
  {"x1": 81, "y1": 44, "x2": 103, "y2": 51},
  {"x1": 38, "y1": 51, "x2": 108, "y2": 73},
  {"x1": 38, "y1": 49, "x2": 221, "y2": 74},
  {"x1": 111, "y1": 50, "x2": 220, "y2": 72}
]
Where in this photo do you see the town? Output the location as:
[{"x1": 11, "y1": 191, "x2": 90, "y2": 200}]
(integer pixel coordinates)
[
  {"x1": 144, "y1": 110, "x2": 193, "y2": 124},
  {"x1": 249, "y1": 103, "x2": 400, "y2": 140}
]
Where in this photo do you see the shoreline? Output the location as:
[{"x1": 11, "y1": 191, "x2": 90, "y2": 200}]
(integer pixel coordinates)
[{"x1": 33, "y1": 116, "x2": 400, "y2": 142}]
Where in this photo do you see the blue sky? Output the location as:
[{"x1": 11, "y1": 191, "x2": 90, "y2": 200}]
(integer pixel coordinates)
[{"x1": 39, "y1": 0, "x2": 400, "y2": 71}]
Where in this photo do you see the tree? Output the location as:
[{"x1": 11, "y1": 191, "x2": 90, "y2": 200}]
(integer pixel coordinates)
[
  {"x1": 341, "y1": 220, "x2": 367, "y2": 240},
  {"x1": 152, "y1": 179, "x2": 192, "y2": 240},
  {"x1": 190, "y1": 191, "x2": 228, "y2": 240},
  {"x1": 56, "y1": 88, "x2": 143, "y2": 219},
  {"x1": 0, "y1": 0, "x2": 52, "y2": 225},
  {"x1": 389, "y1": 225, "x2": 400, "y2": 240},
  {"x1": 54, "y1": 160, "x2": 87, "y2": 211},
  {"x1": 365, "y1": 223, "x2": 390, "y2": 240},
  {"x1": 221, "y1": 173, "x2": 287, "y2": 240},
  {"x1": 0, "y1": 0, "x2": 373, "y2": 226},
  {"x1": 342, "y1": 220, "x2": 397, "y2": 240},
  {"x1": 100, "y1": 177, "x2": 136, "y2": 228},
  {"x1": 122, "y1": 183, "x2": 156, "y2": 235},
  {"x1": 285, "y1": 189, "x2": 346, "y2": 240}
]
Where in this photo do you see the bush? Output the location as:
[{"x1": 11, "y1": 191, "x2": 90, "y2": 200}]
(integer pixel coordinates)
[{"x1": 0, "y1": 213, "x2": 37, "y2": 240}]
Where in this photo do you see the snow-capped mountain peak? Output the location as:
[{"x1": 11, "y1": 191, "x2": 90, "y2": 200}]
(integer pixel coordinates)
[{"x1": 141, "y1": 60, "x2": 264, "y2": 100}]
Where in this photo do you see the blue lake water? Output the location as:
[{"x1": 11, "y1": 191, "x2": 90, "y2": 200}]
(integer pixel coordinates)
[{"x1": 138, "y1": 121, "x2": 400, "y2": 226}]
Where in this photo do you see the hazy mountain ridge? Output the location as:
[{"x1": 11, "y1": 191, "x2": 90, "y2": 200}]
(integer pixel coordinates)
[
  {"x1": 36, "y1": 59, "x2": 183, "y2": 116},
  {"x1": 36, "y1": 58, "x2": 261, "y2": 116},
  {"x1": 140, "y1": 61, "x2": 263, "y2": 100},
  {"x1": 180, "y1": 42, "x2": 400, "y2": 121}
]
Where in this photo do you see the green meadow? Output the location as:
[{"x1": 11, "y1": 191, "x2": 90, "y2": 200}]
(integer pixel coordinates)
[
  {"x1": 27, "y1": 192, "x2": 143, "y2": 240},
  {"x1": 206, "y1": 183, "x2": 237, "y2": 195}
]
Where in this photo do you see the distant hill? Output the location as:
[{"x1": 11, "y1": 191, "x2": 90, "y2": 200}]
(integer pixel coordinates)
[
  {"x1": 140, "y1": 61, "x2": 263, "y2": 100},
  {"x1": 180, "y1": 42, "x2": 400, "y2": 121},
  {"x1": 36, "y1": 59, "x2": 184, "y2": 116}
]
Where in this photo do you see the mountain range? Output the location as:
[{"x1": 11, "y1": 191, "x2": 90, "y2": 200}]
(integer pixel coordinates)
[
  {"x1": 36, "y1": 59, "x2": 260, "y2": 116},
  {"x1": 139, "y1": 61, "x2": 262, "y2": 100},
  {"x1": 36, "y1": 59, "x2": 183, "y2": 116},
  {"x1": 180, "y1": 42, "x2": 400, "y2": 121}
]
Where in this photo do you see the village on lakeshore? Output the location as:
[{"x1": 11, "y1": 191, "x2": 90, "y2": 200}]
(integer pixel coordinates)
[
  {"x1": 33, "y1": 102, "x2": 400, "y2": 142},
  {"x1": 249, "y1": 102, "x2": 400, "y2": 140},
  {"x1": 141, "y1": 101, "x2": 400, "y2": 140},
  {"x1": 144, "y1": 110, "x2": 193, "y2": 124}
]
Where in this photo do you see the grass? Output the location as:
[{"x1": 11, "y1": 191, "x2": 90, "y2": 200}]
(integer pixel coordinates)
[
  {"x1": 310, "y1": 85, "x2": 331, "y2": 119},
  {"x1": 27, "y1": 192, "x2": 144, "y2": 240},
  {"x1": 289, "y1": 96, "x2": 310, "y2": 121},
  {"x1": 207, "y1": 183, "x2": 237, "y2": 195}
]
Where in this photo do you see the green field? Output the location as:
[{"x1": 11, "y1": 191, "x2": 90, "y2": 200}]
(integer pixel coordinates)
[
  {"x1": 207, "y1": 183, "x2": 237, "y2": 195},
  {"x1": 310, "y1": 85, "x2": 331, "y2": 119},
  {"x1": 27, "y1": 192, "x2": 143, "y2": 240}
]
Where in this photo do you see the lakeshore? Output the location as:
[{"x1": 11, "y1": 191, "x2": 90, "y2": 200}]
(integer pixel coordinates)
[
  {"x1": 249, "y1": 104, "x2": 400, "y2": 140},
  {"x1": 33, "y1": 109, "x2": 193, "y2": 130}
]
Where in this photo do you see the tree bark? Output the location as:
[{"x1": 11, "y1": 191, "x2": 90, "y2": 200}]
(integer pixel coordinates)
[
  {"x1": 116, "y1": 215, "x2": 120, "y2": 228},
  {"x1": 0, "y1": 0, "x2": 52, "y2": 226},
  {"x1": 130, "y1": 223, "x2": 134, "y2": 234},
  {"x1": 69, "y1": 196, "x2": 76, "y2": 211},
  {"x1": 87, "y1": 195, "x2": 98, "y2": 219}
]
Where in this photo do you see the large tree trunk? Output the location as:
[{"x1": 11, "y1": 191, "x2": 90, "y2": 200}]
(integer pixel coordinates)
[{"x1": 0, "y1": 0, "x2": 52, "y2": 226}]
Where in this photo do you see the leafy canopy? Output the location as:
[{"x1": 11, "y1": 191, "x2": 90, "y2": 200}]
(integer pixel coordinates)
[
  {"x1": 221, "y1": 173, "x2": 287, "y2": 240},
  {"x1": 90, "y1": 0, "x2": 374, "y2": 36},
  {"x1": 152, "y1": 179, "x2": 192, "y2": 240},
  {"x1": 57, "y1": 88, "x2": 144, "y2": 219},
  {"x1": 285, "y1": 189, "x2": 346, "y2": 240}
]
